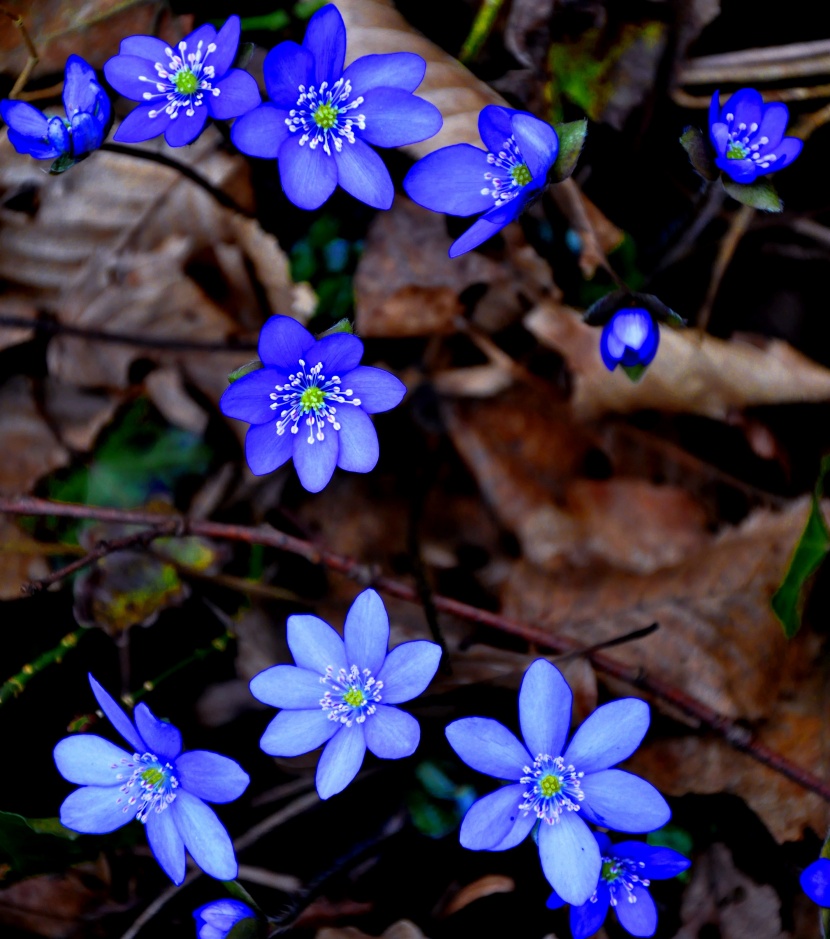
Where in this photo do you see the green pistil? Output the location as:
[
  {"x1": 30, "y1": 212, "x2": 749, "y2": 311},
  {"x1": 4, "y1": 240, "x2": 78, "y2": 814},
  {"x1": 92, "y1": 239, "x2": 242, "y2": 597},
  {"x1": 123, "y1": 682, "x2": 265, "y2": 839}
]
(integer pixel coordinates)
[
  {"x1": 300, "y1": 386, "x2": 325, "y2": 412},
  {"x1": 726, "y1": 140, "x2": 750, "y2": 160},
  {"x1": 141, "y1": 767, "x2": 164, "y2": 788},
  {"x1": 314, "y1": 103, "x2": 338, "y2": 130},
  {"x1": 511, "y1": 163, "x2": 532, "y2": 186},
  {"x1": 175, "y1": 69, "x2": 198, "y2": 95},
  {"x1": 539, "y1": 774, "x2": 562, "y2": 798},
  {"x1": 602, "y1": 859, "x2": 620, "y2": 882},
  {"x1": 343, "y1": 687, "x2": 366, "y2": 707}
]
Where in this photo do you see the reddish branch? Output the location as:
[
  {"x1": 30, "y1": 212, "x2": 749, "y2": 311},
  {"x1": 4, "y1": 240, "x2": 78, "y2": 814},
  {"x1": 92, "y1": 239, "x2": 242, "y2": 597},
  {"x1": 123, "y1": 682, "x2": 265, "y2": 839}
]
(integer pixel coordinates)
[{"x1": 2, "y1": 494, "x2": 828, "y2": 803}]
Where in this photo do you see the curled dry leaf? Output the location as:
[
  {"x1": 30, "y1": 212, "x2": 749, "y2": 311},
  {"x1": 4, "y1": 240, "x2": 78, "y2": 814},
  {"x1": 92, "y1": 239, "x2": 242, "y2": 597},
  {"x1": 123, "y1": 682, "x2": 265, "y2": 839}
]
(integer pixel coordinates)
[
  {"x1": 441, "y1": 875, "x2": 515, "y2": 917},
  {"x1": 316, "y1": 920, "x2": 428, "y2": 939},
  {"x1": 0, "y1": 516, "x2": 48, "y2": 600}
]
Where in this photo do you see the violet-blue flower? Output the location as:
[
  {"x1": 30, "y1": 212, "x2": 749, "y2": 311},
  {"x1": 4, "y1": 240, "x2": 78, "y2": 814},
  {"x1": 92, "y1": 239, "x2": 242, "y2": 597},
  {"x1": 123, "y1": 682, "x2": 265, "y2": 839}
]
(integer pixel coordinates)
[
  {"x1": 403, "y1": 105, "x2": 558, "y2": 257},
  {"x1": 104, "y1": 15, "x2": 260, "y2": 148},
  {"x1": 250, "y1": 588, "x2": 442, "y2": 800},
  {"x1": 219, "y1": 315, "x2": 405, "y2": 493},
  {"x1": 194, "y1": 899, "x2": 257, "y2": 939},
  {"x1": 54, "y1": 674, "x2": 249, "y2": 885},
  {"x1": 801, "y1": 857, "x2": 830, "y2": 907},
  {"x1": 546, "y1": 831, "x2": 690, "y2": 938},
  {"x1": 599, "y1": 308, "x2": 659, "y2": 375},
  {"x1": 709, "y1": 88, "x2": 802, "y2": 184},
  {"x1": 230, "y1": 3, "x2": 442, "y2": 210},
  {"x1": 1, "y1": 55, "x2": 111, "y2": 171},
  {"x1": 445, "y1": 659, "x2": 670, "y2": 906}
]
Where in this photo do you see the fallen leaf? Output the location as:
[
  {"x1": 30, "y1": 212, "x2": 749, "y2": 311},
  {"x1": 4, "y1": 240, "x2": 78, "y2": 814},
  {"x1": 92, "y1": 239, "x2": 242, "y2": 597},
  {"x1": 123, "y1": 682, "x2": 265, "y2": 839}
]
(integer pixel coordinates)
[
  {"x1": 316, "y1": 920, "x2": 428, "y2": 939},
  {"x1": 0, "y1": 516, "x2": 48, "y2": 599},
  {"x1": 441, "y1": 875, "x2": 515, "y2": 916}
]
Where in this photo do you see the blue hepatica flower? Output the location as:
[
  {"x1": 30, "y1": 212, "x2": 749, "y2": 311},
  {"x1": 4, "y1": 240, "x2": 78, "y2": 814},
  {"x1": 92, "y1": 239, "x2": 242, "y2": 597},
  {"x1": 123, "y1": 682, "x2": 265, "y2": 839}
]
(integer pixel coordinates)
[
  {"x1": 231, "y1": 3, "x2": 442, "y2": 210},
  {"x1": 599, "y1": 308, "x2": 659, "y2": 375},
  {"x1": 709, "y1": 88, "x2": 802, "y2": 184},
  {"x1": 104, "y1": 15, "x2": 260, "y2": 147},
  {"x1": 219, "y1": 315, "x2": 406, "y2": 493},
  {"x1": 801, "y1": 857, "x2": 830, "y2": 907},
  {"x1": 403, "y1": 105, "x2": 558, "y2": 257},
  {"x1": 445, "y1": 659, "x2": 670, "y2": 906},
  {"x1": 250, "y1": 588, "x2": 442, "y2": 800},
  {"x1": 194, "y1": 899, "x2": 257, "y2": 939},
  {"x1": 0, "y1": 55, "x2": 111, "y2": 171},
  {"x1": 54, "y1": 674, "x2": 249, "y2": 885},
  {"x1": 546, "y1": 832, "x2": 690, "y2": 939}
]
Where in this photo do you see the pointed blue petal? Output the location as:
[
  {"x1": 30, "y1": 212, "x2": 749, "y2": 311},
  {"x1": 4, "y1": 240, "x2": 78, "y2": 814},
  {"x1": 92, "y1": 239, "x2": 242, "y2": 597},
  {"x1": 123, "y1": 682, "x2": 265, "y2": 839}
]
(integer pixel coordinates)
[
  {"x1": 250, "y1": 664, "x2": 326, "y2": 709},
  {"x1": 287, "y1": 613, "x2": 347, "y2": 673},
  {"x1": 260, "y1": 708, "x2": 338, "y2": 756},
  {"x1": 0, "y1": 99, "x2": 48, "y2": 136},
  {"x1": 103, "y1": 54, "x2": 154, "y2": 101},
  {"x1": 615, "y1": 842, "x2": 690, "y2": 880},
  {"x1": 220, "y1": 367, "x2": 289, "y2": 425},
  {"x1": 293, "y1": 422, "x2": 339, "y2": 492},
  {"x1": 303, "y1": 4, "x2": 347, "y2": 87},
  {"x1": 113, "y1": 105, "x2": 167, "y2": 143},
  {"x1": 343, "y1": 52, "x2": 425, "y2": 93},
  {"x1": 54, "y1": 736, "x2": 132, "y2": 786},
  {"x1": 445, "y1": 717, "x2": 529, "y2": 779},
  {"x1": 335, "y1": 406, "x2": 378, "y2": 473},
  {"x1": 195, "y1": 900, "x2": 254, "y2": 935},
  {"x1": 511, "y1": 112, "x2": 558, "y2": 180},
  {"x1": 708, "y1": 90, "x2": 722, "y2": 130},
  {"x1": 722, "y1": 88, "x2": 763, "y2": 130},
  {"x1": 306, "y1": 333, "x2": 364, "y2": 375},
  {"x1": 209, "y1": 69, "x2": 261, "y2": 121},
  {"x1": 710, "y1": 121, "x2": 729, "y2": 157},
  {"x1": 478, "y1": 105, "x2": 520, "y2": 154},
  {"x1": 538, "y1": 810, "x2": 601, "y2": 905},
  {"x1": 47, "y1": 116, "x2": 70, "y2": 155},
  {"x1": 244, "y1": 421, "x2": 293, "y2": 476},
  {"x1": 545, "y1": 890, "x2": 566, "y2": 911},
  {"x1": 175, "y1": 751, "x2": 250, "y2": 803},
  {"x1": 755, "y1": 102, "x2": 789, "y2": 149},
  {"x1": 316, "y1": 724, "x2": 366, "y2": 799},
  {"x1": 6, "y1": 128, "x2": 58, "y2": 159},
  {"x1": 118, "y1": 36, "x2": 169, "y2": 60},
  {"x1": 60, "y1": 785, "x2": 137, "y2": 833},
  {"x1": 279, "y1": 136, "x2": 338, "y2": 210},
  {"x1": 376, "y1": 640, "x2": 441, "y2": 704},
  {"x1": 801, "y1": 858, "x2": 830, "y2": 906},
  {"x1": 258, "y1": 314, "x2": 315, "y2": 367},
  {"x1": 231, "y1": 104, "x2": 290, "y2": 158},
  {"x1": 488, "y1": 804, "x2": 536, "y2": 850},
  {"x1": 364, "y1": 705, "x2": 419, "y2": 759},
  {"x1": 615, "y1": 884, "x2": 657, "y2": 936},
  {"x1": 333, "y1": 138, "x2": 394, "y2": 209},
  {"x1": 563, "y1": 698, "x2": 650, "y2": 774},
  {"x1": 571, "y1": 882, "x2": 611, "y2": 939},
  {"x1": 164, "y1": 106, "x2": 208, "y2": 147},
  {"x1": 146, "y1": 807, "x2": 186, "y2": 884},
  {"x1": 62, "y1": 55, "x2": 99, "y2": 115},
  {"x1": 339, "y1": 366, "x2": 405, "y2": 414},
  {"x1": 772, "y1": 136, "x2": 802, "y2": 170},
  {"x1": 579, "y1": 770, "x2": 671, "y2": 832},
  {"x1": 358, "y1": 89, "x2": 442, "y2": 148},
  {"x1": 209, "y1": 15, "x2": 242, "y2": 78},
  {"x1": 344, "y1": 588, "x2": 389, "y2": 673},
  {"x1": 88, "y1": 674, "x2": 146, "y2": 753},
  {"x1": 263, "y1": 41, "x2": 315, "y2": 109},
  {"x1": 458, "y1": 784, "x2": 525, "y2": 849},
  {"x1": 171, "y1": 790, "x2": 237, "y2": 880},
  {"x1": 716, "y1": 153, "x2": 759, "y2": 183},
  {"x1": 134, "y1": 704, "x2": 182, "y2": 761},
  {"x1": 403, "y1": 144, "x2": 494, "y2": 216},
  {"x1": 519, "y1": 659, "x2": 572, "y2": 759},
  {"x1": 449, "y1": 216, "x2": 507, "y2": 257}
]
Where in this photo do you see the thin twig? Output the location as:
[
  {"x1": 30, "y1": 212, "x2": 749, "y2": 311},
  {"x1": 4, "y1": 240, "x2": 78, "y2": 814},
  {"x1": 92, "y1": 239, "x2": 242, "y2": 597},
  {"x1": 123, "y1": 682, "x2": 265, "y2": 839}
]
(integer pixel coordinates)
[
  {"x1": 654, "y1": 182, "x2": 726, "y2": 275},
  {"x1": 550, "y1": 179, "x2": 626, "y2": 285},
  {"x1": 673, "y1": 84, "x2": 830, "y2": 109},
  {"x1": 2, "y1": 495, "x2": 828, "y2": 803},
  {"x1": 0, "y1": 7, "x2": 38, "y2": 99},
  {"x1": 679, "y1": 40, "x2": 830, "y2": 85},
  {"x1": 0, "y1": 629, "x2": 86, "y2": 706},
  {"x1": 696, "y1": 203, "x2": 754, "y2": 334}
]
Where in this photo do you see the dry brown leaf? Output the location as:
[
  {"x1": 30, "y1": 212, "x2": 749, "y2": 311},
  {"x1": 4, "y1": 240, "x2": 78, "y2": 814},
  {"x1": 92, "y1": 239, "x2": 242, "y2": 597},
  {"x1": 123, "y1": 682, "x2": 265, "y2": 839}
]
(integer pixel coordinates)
[
  {"x1": 441, "y1": 875, "x2": 515, "y2": 916},
  {"x1": 525, "y1": 300, "x2": 830, "y2": 420},
  {"x1": 316, "y1": 920, "x2": 428, "y2": 939},
  {"x1": 0, "y1": 516, "x2": 48, "y2": 599},
  {"x1": 42, "y1": 378, "x2": 120, "y2": 452}
]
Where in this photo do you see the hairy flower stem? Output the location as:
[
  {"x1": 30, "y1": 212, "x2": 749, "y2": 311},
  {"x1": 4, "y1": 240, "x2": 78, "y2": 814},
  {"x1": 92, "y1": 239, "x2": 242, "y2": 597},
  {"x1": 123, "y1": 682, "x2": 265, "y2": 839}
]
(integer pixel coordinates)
[{"x1": 0, "y1": 629, "x2": 86, "y2": 706}]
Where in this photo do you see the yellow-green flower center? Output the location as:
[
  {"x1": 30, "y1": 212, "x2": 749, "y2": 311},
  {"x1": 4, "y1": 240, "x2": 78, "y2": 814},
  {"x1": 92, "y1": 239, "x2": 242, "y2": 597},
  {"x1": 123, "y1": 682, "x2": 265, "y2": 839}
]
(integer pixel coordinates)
[
  {"x1": 510, "y1": 163, "x2": 532, "y2": 186},
  {"x1": 539, "y1": 773, "x2": 562, "y2": 798},
  {"x1": 602, "y1": 860, "x2": 619, "y2": 881},
  {"x1": 343, "y1": 687, "x2": 366, "y2": 707},
  {"x1": 300, "y1": 385, "x2": 325, "y2": 412},
  {"x1": 314, "y1": 103, "x2": 338, "y2": 130},
  {"x1": 141, "y1": 766, "x2": 165, "y2": 788},
  {"x1": 174, "y1": 68, "x2": 199, "y2": 96},
  {"x1": 726, "y1": 140, "x2": 750, "y2": 160}
]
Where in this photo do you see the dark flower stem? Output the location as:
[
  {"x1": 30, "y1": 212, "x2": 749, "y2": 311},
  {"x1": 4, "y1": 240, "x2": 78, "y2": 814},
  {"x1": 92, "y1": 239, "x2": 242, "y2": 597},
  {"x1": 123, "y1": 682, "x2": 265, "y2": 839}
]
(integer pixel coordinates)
[
  {"x1": 0, "y1": 629, "x2": 87, "y2": 706},
  {"x1": 2, "y1": 495, "x2": 829, "y2": 804}
]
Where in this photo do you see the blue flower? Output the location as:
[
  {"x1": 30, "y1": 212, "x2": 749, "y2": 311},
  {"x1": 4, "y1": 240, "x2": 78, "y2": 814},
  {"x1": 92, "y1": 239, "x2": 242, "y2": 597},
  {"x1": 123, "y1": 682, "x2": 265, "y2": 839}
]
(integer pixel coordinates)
[
  {"x1": 219, "y1": 315, "x2": 406, "y2": 493},
  {"x1": 0, "y1": 55, "x2": 111, "y2": 171},
  {"x1": 104, "y1": 15, "x2": 260, "y2": 147},
  {"x1": 709, "y1": 88, "x2": 802, "y2": 184},
  {"x1": 250, "y1": 588, "x2": 442, "y2": 800},
  {"x1": 801, "y1": 857, "x2": 830, "y2": 907},
  {"x1": 445, "y1": 659, "x2": 670, "y2": 906},
  {"x1": 599, "y1": 308, "x2": 659, "y2": 375},
  {"x1": 403, "y1": 105, "x2": 558, "y2": 257},
  {"x1": 54, "y1": 674, "x2": 249, "y2": 885},
  {"x1": 230, "y1": 3, "x2": 442, "y2": 210},
  {"x1": 546, "y1": 832, "x2": 690, "y2": 939},
  {"x1": 194, "y1": 899, "x2": 257, "y2": 939}
]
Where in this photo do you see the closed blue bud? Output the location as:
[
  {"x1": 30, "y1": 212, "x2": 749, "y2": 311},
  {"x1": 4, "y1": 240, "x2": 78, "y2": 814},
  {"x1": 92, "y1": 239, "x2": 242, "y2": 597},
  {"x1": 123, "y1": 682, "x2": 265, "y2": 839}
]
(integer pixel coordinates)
[
  {"x1": 193, "y1": 899, "x2": 257, "y2": 939},
  {"x1": 801, "y1": 857, "x2": 830, "y2": 907},
  {"x1": 599, "y1": 308, "x2": 660, "y2": 378}
]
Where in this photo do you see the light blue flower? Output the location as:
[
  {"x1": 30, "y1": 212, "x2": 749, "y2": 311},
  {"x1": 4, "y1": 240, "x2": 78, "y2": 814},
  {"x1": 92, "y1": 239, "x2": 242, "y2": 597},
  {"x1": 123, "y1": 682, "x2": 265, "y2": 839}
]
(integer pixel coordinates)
[
  {"x1": 801, "y1": 857, "x2": 830, "y2": 907},
  {"x1": 446, "y1": 659, "x2": 671, "y2": 906},
  {"x1": 250, "y1": 588, "x2": 442, "y2": 800},
  {"x1": 54, "y1": 674, "x2": 249, "y2": 885},
  {"x1": 193, "y1": 899, "x2": 258, "y2": 939}
]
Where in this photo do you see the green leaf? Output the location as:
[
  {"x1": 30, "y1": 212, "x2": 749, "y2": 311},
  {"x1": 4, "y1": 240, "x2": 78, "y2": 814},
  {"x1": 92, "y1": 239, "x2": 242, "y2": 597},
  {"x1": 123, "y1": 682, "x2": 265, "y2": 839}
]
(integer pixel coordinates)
[
  {"x1": 647, "y1": 824, "x2": 693, "y2": 882},
  {"x1": 49, "y1": 154, "x2": 77, "y2": 175},
  {"x1": 293, "y1": 0, "x2": 327, "y2": 19},
  {"x1": 317, "y1": 318, "x2": 354, "y2": 338},
  {"x1": 722, "y1": 177, "x2": 782, "y2": 213},
  {"x1": 238, "y1": 11, "x2": 289, "y2": 31},
  {"x1": 621, "y1": 363, "x2": 647, "y2": 382},
  {"x1": 228, "y1": 359, "x2": 264, "y2": 383},
  {"x1": 227, "y1": 920, "x2": 264, "y2": 939},
  {"x1": 222, "y1": 879, "x2": 262, "y2": 912},
  {"x1": 0, "y1": 811, "x2": 93, "y2": 885},
  {"x1": 679, "y1": 126, "x2": 717, "y2": 181},
  {"x1": 549, "y1": 119, "x2": 587, "y2": 183},
  {"x1": 772, "y1": 455, "x2": 830, "y2": 637}
]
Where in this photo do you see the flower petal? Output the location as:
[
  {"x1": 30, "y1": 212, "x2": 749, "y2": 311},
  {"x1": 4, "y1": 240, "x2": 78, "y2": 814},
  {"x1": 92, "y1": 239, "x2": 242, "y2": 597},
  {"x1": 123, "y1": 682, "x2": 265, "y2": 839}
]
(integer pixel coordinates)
[
  {"x1": 403, "y1": 144, "x2": 494, "y2": 216},
  {"x1": 208, "y1": 15, "x2": 242, "y2": 78},
  {"x1": 488, "y1": 804, "x2": 537, "y2": 851},
  {"x1": 113, "y1": 104, "x2": 167, "y2": 143},
  {"x1": 519, "y1": 659, "x2": 572, "y2": 760},
  {"x1": 571, "y1": 882, "x2": 611, "y2": 939},
  {"x1": 303, "y1": 4, "x2": 347, "y2": 87},
  {"x1": 339, "y1": 366, "x2": 405, "y2": 414},
  {"x1": 54, "y1": 736, "x2": 132, "y2": 786},
  {"x1": 615, "y1": 841, "x2": 690, "y2": 880},
  {"x1": 709, "y1": 89, "x2": 722, "y2": 128},
  {"x1": 801, "y1": 858, "x2": 830, "y2": 906},
  {"x1": 545, "y1": 890, "x2": 566, "y2": 911},
  {"x1": 478, "y1": 105, "x2": 520, "y2": 154},
  {"x1": 134, "y1": 703, "x2": 182, "y2": 761},
  {"x1": 6, "y1": 128, "x2": 58, "y2": 159},
  {"x1": 231, "y1": 103, "x2": 291, "y2": 158},
  {"x1": 343, "y1": 52, "x2": 425, "y2": 93},
  {"x1": 716, "y1": 154, "x2": 758, "y2": 183},
  {"x1": 287, "y1": 613, "x2": 347, "y2": 673},
  {"x1": 62, "y1": 55, "x2": 100, "y2": 116},
  {"x1": 771, "y1": 136, "x2": 803, "y2": 171},
  {"x1": 316, "y1": 724, "x2": 366, "y2": 799},
  {"x1": 263, "y1": 41, "x2": 315, "y2": 109},
  {"x1": 344, "y1": 588, "x2": 389, "y2": 673},
  {"x1": 449, "y1": 216, "x2": 507, "y2": 257},
  {"x1": 70, "y1": 111, "x2": 104, "y2": 156},
  {"x1": 250, "y1": 664, "x2": 326, "y2": 709},
  {"x1": 0, "y1": 99, "x2": 48, "y2": 136},
  {"x1": 278, "y1": 135, "x2": 338, "y2": 210},
  {"x1": 146, "y1": 806, "x2": 186, "y2": 884},
  {"x1": 376, "y1": 640, "x2": 441, "y2": 704},
  {"x1": 88, "y1": 674, "x2": 146, "y2": 753},
  {"x1": 445, "y1": 717, "x2": 529, "y2": 780},
  {"x1": 172, "y1": 790, "x2": 237, "y2": 881},
  {"x1": 258, "y1": 314, "x2": 315, "y2": 367},
  {"x1": 293, "y1": 422, "x2": 339, "y2": 492},
  {"x1": 220, "y1": 367, "x2": 288, "y2": 425},
  {"x1": 118, "y1": 36, "x2": 169, "y2": 61},
  {"x1": 195, "y1": 899, "x2": 255, "y2": 936},
  {"x1": 364, "y1": 705, "x2": 419, "y2": 759},
  {"x1": 358, "y1": 89, "x2": 442, "y2": 148},
  {"x1": 307, "y1": 333, "x2": 364, "y2": 376},
  {"x1": 164, "y1": 106, "x2": 208, "y2": 147},
  {"x1": 511, "y1": 111, "x2": 558, "y2": 180},
  {"x1": 458, "y1": 784, "x2": 526, "y2": 850},
  {"x1": 755, "y1": 102, "x2": 789, "y2": 149},
  {"x1": 722, "y1": 87, "x2": 763, "y2": 130},
  {"x1": 209, "y1": 69, "x2": 262, "y2": 120},
  {"x1": 538, "y1": 810, "x2": 601, "y2": 905},
  {"x1": 615, "y1": 884, "x2": 657, "y2": 937},
  {"x1": 563, "y1": 698, "x2": 650, "y2": 773},
  {"x1": 579, "y1": 769, "x2": 671, "y2": 832},
  {"x1": 244, "y1": 421, "x2": 293, "y2": 475},
  {"x1": 334, "y1": 137, "x2": 394, "y2": 209},
  {"x1": 102, "y1": 54, "x2": 155, "y2": 101},
  {"x1": 60, "y1": 785, "x2": 137, "y2": 833},
  {"x1": 260, "y1": 708, "x2": 338, "y2": 756},
  {"x1": 335, "y1": 406, "x2": 379, "y2": 473},
  {"x1": 175, "y1": 751, "x2": 250, "y2": 803}
]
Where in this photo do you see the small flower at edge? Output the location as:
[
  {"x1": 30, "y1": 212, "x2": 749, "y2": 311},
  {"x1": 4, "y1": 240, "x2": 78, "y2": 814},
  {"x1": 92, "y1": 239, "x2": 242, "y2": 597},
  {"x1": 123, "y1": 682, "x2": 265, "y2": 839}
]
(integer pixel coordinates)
[
  {"x1": 54, "y1": 674, "x2": 249, "y2": 885},
  {"x1": 403, "y1": 104, "x2": 559, "y2": 257},
  {"x1": 0, "y1": 55, "x2": 111, "y2": 173},
  {"x1": 599, "y1": 307, "x2": 660, "y2": 381},
  {"x1": 445, "y1": 658, "x2": 671, "y2": 906},
  {"x1": 546, "y1": 831, "x2": 691, "y2": 939},
  {"x1": 801, "y1": 857, "x2": 830, "y2": 907},
  {"x1": 103, "y1": 15, "x2": 260, "y2": 148},
  {"x1": 709, "y1": 88, "x2": 802, "y2": 185},
  {"x1": 249, "y1": 588, "x2": 442, "y2": 800},
  {"x1": 194, "y1": 899, "x2": 259, "y2": 939},
  {"x1": 231, "y1": 3, "x2": 442, "y2": 210},
  {"x1": 219, "y1": 315, "x2": 406, "y2": 493}
]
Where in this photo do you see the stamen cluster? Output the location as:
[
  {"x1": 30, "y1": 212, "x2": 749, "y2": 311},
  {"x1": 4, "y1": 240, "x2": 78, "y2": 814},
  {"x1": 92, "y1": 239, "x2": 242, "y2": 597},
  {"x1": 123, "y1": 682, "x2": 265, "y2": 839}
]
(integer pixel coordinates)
[
  {"x1": 114, "y1": 752, "x2": 179, "y2": 821},
  {"x1": 519, "y1": 753, "x2": 585, "y2": 823},
  {"x1": 481, "y1": 135, "x2": 531, "y2": 206},
  {"x1": 140, "y1": 40, "x2": 220, "y2": 120},
  {"x1": 269, "y1": 359, "x2": 362, "y2": 445},
  {"x1": 319, "y1": 664, "x2": 383, "y2": 726},
  {"x1": 286, "y1": 78, "x2": 366, "y2": 156}
]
